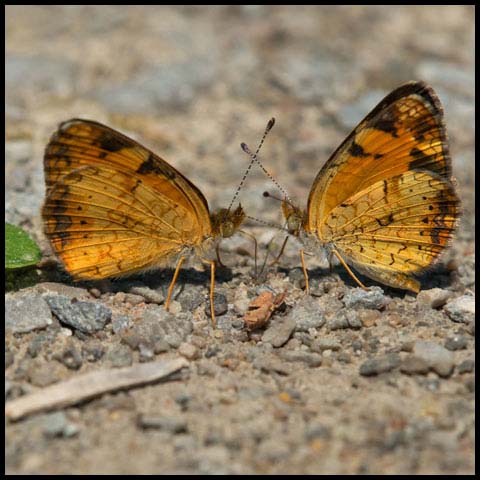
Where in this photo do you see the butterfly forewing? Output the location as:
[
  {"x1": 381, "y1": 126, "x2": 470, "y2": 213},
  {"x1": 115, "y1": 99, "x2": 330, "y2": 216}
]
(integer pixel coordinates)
[
  {"x1": 307, "y1": 82, "x2": 453, "y2": 233},
  {"x1": 42, "y1": 119, "x2": 213, "y2": 279},
  {"x1": 300, "y1": 81, "x2": 460, "y2": 292}
]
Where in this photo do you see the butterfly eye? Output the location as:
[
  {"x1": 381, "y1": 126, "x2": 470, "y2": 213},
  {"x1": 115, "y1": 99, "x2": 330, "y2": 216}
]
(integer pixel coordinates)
[{"x1": 221, "y1": 221, "x2": 235, "y2": 238}]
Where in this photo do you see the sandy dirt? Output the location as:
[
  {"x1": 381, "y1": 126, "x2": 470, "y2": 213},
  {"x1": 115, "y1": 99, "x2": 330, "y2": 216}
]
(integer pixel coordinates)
[{"x1": 5, "y1": 5, "x2": 474, "y2": 474}]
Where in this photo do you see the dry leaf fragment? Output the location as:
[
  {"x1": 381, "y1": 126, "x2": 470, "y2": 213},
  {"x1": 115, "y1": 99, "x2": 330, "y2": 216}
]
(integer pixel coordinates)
[{"x1": 244, "y1": 290, "x2": 287, "y2": 331}]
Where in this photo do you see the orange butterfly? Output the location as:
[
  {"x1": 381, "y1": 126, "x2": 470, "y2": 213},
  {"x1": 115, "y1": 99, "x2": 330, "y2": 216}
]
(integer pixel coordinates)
[
  {"x1": 42, "y1": 119, "x2": 246, "y2": 325},
  {"x1": 266, "y1": 81, "x2": 461, "y2": 293}
]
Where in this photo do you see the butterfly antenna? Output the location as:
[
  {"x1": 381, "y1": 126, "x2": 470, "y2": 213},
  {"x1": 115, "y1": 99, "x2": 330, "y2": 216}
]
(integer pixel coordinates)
[
  {"x1": 240, "y1": 138, "x2": 293, "y2": 206},
  {"x1": 227, "y1": 117, "x2": 276, "y2": 213},
  {"x1": 245, "y1": 214, "x2": 285, "y2": 231},
  {"x1": 262, "y1": 190, "x2": 297, "y2": 211}
]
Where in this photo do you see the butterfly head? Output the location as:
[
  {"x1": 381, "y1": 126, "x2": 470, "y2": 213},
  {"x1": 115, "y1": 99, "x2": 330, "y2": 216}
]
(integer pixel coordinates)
[
  {"x1": 282, "y1": 201, "x2": 306, "y2": 237},
  {"x1": 210, "y1": 204, "x2": 245, "y2": 239}
]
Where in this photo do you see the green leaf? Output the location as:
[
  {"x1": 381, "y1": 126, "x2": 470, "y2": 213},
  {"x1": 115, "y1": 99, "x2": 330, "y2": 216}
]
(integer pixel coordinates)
[{"x1": 5, "y1": 223, "x2": 42, "y2": 270}]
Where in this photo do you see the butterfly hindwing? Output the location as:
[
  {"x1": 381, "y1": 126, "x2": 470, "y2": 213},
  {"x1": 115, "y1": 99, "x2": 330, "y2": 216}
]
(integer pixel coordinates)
[
  {"x1": 42, "y1": 119, "x2": 213, "y2": 279},
  {"x1": 321, "y1": 170, "x2": 460, "y2": 292},
  {"x1": 298, "y1": 81, "x2": 460, "y2": 292}
]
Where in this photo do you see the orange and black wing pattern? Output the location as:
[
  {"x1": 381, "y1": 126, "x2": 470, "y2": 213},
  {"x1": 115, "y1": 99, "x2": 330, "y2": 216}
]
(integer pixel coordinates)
[
  {"x1": 42, "y1": 119, "x2": 212, "y2": 279},
  {"x1": 304, "y1": 82, "x2": 460, "y2": 292}
]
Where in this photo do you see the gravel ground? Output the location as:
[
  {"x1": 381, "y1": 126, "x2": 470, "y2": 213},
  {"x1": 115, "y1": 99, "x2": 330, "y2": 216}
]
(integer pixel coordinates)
[{"x1": 5, "y1": 5, "x2": 474, "y2": 475}]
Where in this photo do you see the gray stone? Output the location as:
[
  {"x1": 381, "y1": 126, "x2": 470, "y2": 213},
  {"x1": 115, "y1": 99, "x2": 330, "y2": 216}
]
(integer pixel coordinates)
[
  {"x1": 457, "y1": 359, "x2": 474, "y2": 374},
  {"x1": 252, "y1": 355, "x2": 291, "y2": 375},
  {"x1": 329, "y1": 310, "x2": 362, "y2": 330},
  {"x1": 290, "y1": 298, "x2": 326, "y2": 331},
  {"x1": 400, "y1": 355, "x2": 430, "y2": 375},
  {"x1": 310, "y1": 338, "x2": 342, "y2": 352},
  {"x1": 128, "y1": 285, "x2": 165, "y2": 304},
  {"x1": 5, "y1": 292, "x2": 53, "y2": 333},
  {"x1": 444, "y1": 295, "x2": 475, "y2": 324},
  {"x1": 417, "y1": 288, "x2": 453, "y2": 309},
  {"x1": 44, "y1": 295, "x2": 111, "y2": 334},
  {"x1": 413, "y1": 341, "x2": 455, "y2": 378},
  {"x1": 105, "y1": 345, "x2": 133, "y2": 368},
  {"x1": 261, "y1": 316, "x2": 296, "y2": 347},
  {"x1": 279, "y1": 350, "x2": 322, "y2": 367},
  {"x1": 343, "y1": 287, "x2": 389, "y2": 310},
  {"x1": 27, "y1": 360, "x2": 65, "y2": 387},
  {"x1": 81, "y1": 342, "x2": 105, "y2": 362},
  {"x1": 444, "y1": 335, "x2": 468, "y2": 351},
  {"x1": 359, "y1": 353, "x2": 401, "y2": 376},
  {"x1": 137, "y1": 414, "x2": 188, "y2": 433},
  {"x1": 178, "y1": 342, "x2": 199, "y2": 360},
  {"x1": 138, "y1": 343, "x2": 155, "y2": 362},
  {"x1": 53, "y1": 342, "x2": 83, "y2": 370},
  {"x1": 42, "y1": 411, "x2": 79, "y2": 438},
  {"x1": 112, "y1": 315, "x2": 132, "y2": 334},
  {"x1": 205, "y1": 293, "x2": 228, "y2": 318}
]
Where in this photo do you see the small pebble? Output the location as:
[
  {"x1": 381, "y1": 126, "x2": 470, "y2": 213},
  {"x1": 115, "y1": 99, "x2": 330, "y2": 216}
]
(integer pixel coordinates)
[
  {"x1": 359, "y1": 353, "x2": 401, "y2": 376},
  {"x1": 178, "y1": 342, "x2": 199, "y2": 360},
  {"x1": 205, "y1": 293, "x2": 228, "y2": 318},
  {"x1": 279, "y1": 350, "x2": 322, "y2": 367},
  {"x1": 413, "y1": 341, "x2": 454, "y2": 378},
  {"x1": 400, "y1": 355, "x2": 430, "y2": 375},
  {"x1": 310, "y1": 338, "x2": 341, "y2": 352},
  {"x1": 290, "y1": 298, "x2": 326, "y2": 331},
  {"x1": 416, "y1": 288, "x2": 452, "y2": 309},
  {"x1": 444, "y1": 335, "x2": 468, "y2": 351},
  {"x1": 329, "y1": 310, "x2": 362, "y2": 330},
  {"x1": 53, "y1": 342, "x2": 83, "y2": 370},
  {"x1": 457, "y1": 359, "x2": 474, "y2": 374},
  {"x1": 444, "y1": 295, "x2": 475, "y2": 324},
  {"x1": 43, "y1": 411, "x2": 79, "y2": 438},
  {"x1": 111, "y1": 315, "x2": 132, "y2": 334},
  {"x1": 343, "y1": 287, "x2": 389, "y2": 310},
  {"x1": 261, "y1": 316, "x2": 296, "y2": 348},
  {"x1": 44, "y1": 295, "x2": 111, "y2": 334},
  {"x1": 129, "y1": 286, "x2": 164, "y2": 304},
  {"x1": 138, "y1": 343, "x2": 155, "y2": 362},
  {"x1": 105, "y1": 345, "x2": 133, "y2": 368},
  {"x1": 137, "y1": 414, "x2": 188, "y2": 433}
]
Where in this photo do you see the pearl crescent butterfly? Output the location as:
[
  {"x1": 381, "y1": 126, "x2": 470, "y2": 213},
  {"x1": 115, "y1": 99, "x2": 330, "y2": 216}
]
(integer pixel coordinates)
[
  {"x1": 278, "y1": 81, "x2": 461, "y2": 293},
  {"x1": 42, "y1": 119, "x2": 246, "y2": 325}
]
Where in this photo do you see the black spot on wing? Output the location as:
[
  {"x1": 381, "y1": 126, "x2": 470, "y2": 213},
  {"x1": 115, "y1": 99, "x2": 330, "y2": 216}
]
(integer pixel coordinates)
[
  {"x1": 136, "y1": 153, "x2": 176, "y2": 180},
  {"x1": 370, "y1": 112, "x2": 399, "y2": 137},
  {"x1": 348, "y1": 142, "x2": 369, "y2": 158},
  {"x1": 408, "y1": 147, "x2": 432, "y2": 170},
  {"x1": 377, "y1": 212, "x2": 394, "y2": 227},
  {"x1": 431, "y1": 227, "x2": 443, "y2": 245},
  {"x1": 54, "y1": 215, "x2": 72, "y2": 232},
  {"x1": 130, "y1": 179, "x2": 142, "y2": 193},
  {"x1": 98, "y1": 132, "x2": 126, "y2": 153}
]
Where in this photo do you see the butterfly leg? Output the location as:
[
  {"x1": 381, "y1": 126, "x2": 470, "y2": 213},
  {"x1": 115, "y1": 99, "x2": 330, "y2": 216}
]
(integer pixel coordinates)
[
  {"x1": 331, "y1": 249, "x2": 368, "y2": 290},
  {"x1": 328, "y1": 251, "x2": 334, "y2": 273},
  {"x1": 300, "y1": 249, "x2": 310, "y2": 295},
  {"x1": 202, "y1": 259, "x2": 216, "y2": 328},
  {"x1": 239, "y1": 229, "x2": 258, "y2": 279},
  {"x1": 215, "y1": 243, "x2": 226, "y2": 268},
  {"x1": 270, "y1": 235, "x2": 289, "y2": 267},
  {"x1": 165, "y1": 256, "x2": 186, "y2": 312}
]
